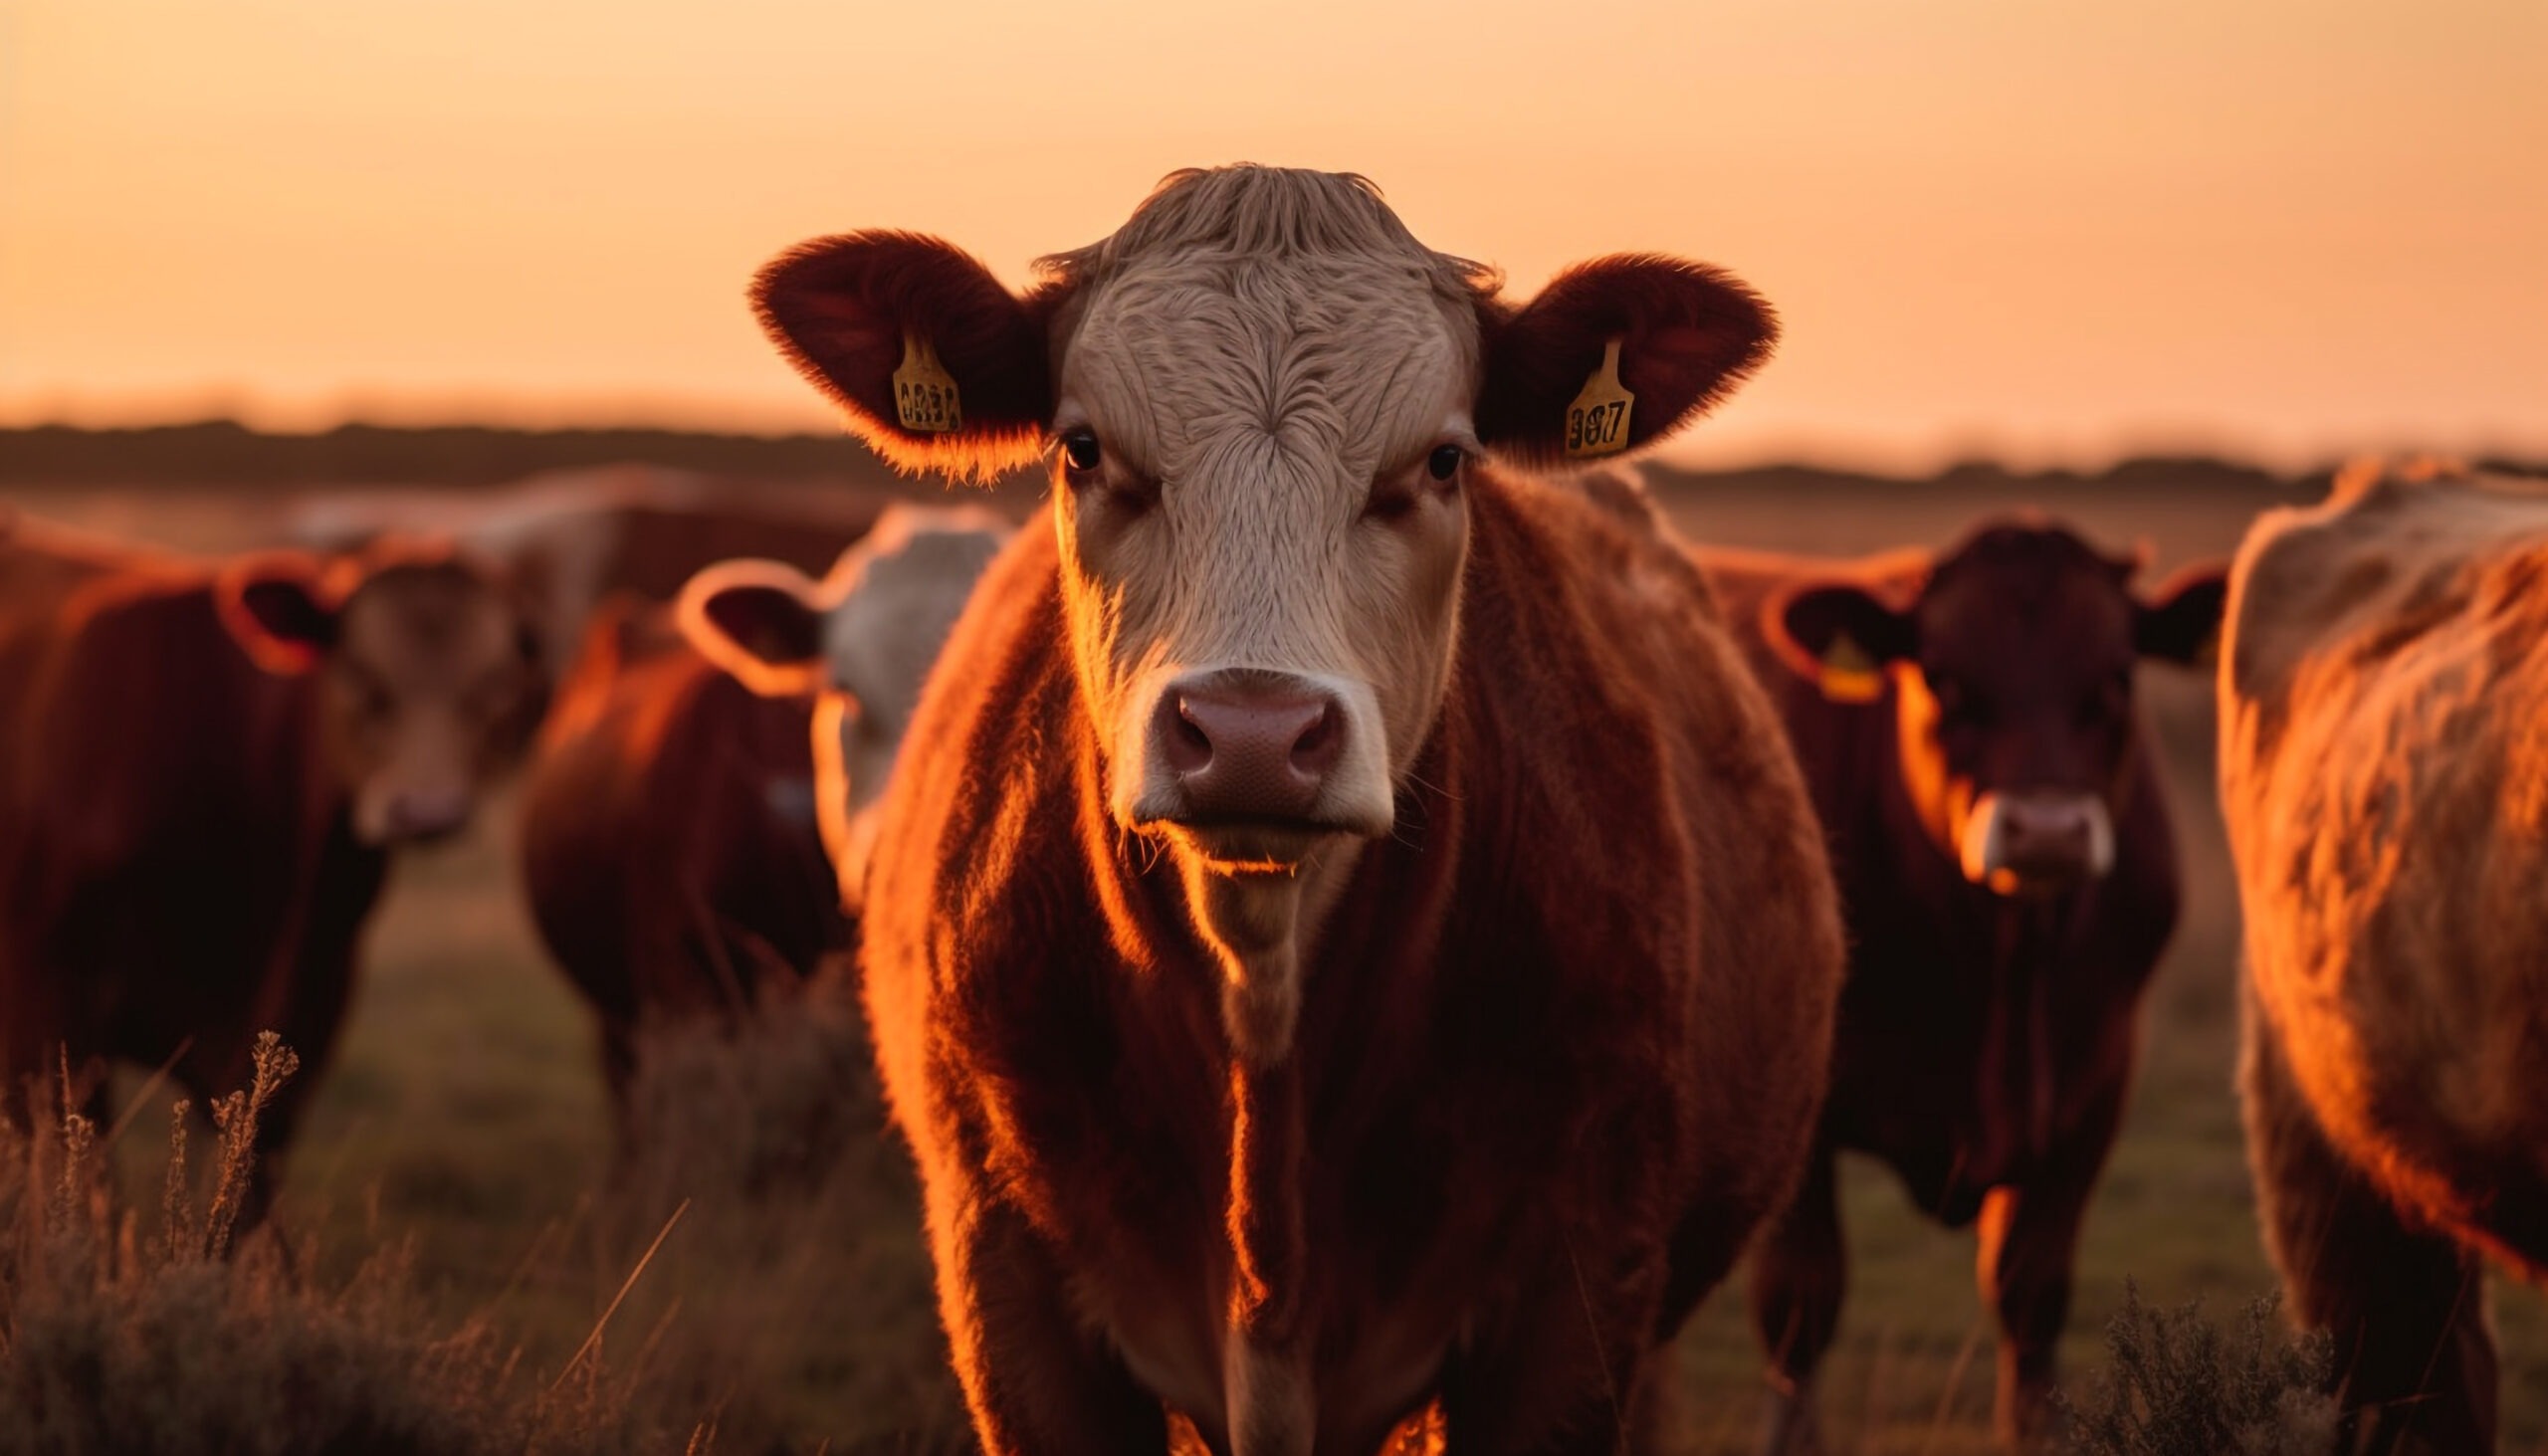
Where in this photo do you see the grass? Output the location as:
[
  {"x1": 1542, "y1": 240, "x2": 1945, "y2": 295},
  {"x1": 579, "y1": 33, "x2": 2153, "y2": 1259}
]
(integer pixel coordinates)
[
  {"x1": 3, "y1": 1036, "x2": 656, "y2": 1456},
  {"x1": 15, "y1": 469, "x2": 2548, "y2": 1452}
]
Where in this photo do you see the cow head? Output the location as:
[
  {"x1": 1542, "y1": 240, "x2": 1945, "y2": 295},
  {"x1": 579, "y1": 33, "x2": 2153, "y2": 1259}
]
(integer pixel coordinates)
[
  {"x1": 217, "y1": 545, "x2": 548, "y2": 846},
  {"x1": 677, "y1": 504, "x2": 1011, "y2": 894},
  {"x1": 1770, "y1": 521, "x2": 2227, "y2": 897},
  {"x1": 750, "y1": 165, "x2": 1774, "y2": 1060}
]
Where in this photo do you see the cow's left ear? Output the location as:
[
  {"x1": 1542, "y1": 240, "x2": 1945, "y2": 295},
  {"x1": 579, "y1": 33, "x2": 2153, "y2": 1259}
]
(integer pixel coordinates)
[
  {"x1": 216, "y1": 552, "x2": 344, "y2": 676},
  {"x1": 677, "y1": 559, "x2": 832, "y2": 699},
  {"x1": 1767, "y1": 580, "x2": 1918, "y2": 705},
  {"x1": 2135, "y1": 560, "x2": 2231, "y2": 666},
  {"x1": 1475, "y1": 255, "x2": 1777, "y2": 470}
]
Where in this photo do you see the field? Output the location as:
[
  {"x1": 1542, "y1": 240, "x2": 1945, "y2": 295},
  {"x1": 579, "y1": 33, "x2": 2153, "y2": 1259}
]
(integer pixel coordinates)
[{"x1": 6, "y1": 436, "x2": 2545, "y2": 1453}]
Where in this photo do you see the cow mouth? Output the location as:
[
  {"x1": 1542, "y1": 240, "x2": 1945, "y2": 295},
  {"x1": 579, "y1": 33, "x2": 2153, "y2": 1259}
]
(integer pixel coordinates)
[
  {"x1": 1158, "y1": 816, "x2": 1348, "y2": 874},
  {"x1": 1976, "y1": 863, "x2": 2090, "y2": 900}
]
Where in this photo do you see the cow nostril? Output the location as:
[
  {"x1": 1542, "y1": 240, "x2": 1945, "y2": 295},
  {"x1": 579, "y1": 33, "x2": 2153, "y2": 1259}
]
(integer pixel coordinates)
[
  {"x1": 1290, "y1": 703, "x2": 1340, "y2": 774},
  {"x1": 1166, "y1": 697, "x2": 1215, "y2": 773}
]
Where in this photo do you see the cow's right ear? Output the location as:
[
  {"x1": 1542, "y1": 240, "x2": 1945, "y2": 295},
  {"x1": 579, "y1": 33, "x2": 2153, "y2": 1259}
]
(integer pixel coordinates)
[
  {"x1": 676, "y1": 559, "x2": 832, "y2": 699},
  {"x1": 753, "y1": 232, "x2": 1055, "y2": 483},
  {"x1": 1766, "y1": 581, "x2": 1917, "y2": 705},
  {"x1": 216, "y1": 552, "x2": 343, "y2": 676}
]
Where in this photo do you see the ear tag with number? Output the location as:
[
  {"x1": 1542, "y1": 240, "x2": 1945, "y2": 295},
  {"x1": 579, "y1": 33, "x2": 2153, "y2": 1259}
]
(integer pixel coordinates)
[
  {"x1": 893, "y1": 332, "x2": 962, "y2": 434},
  {"x1": 1564, "y1": 338, "x2": 1636, "y2": 460},
  {"x1": 1818, "y1": 631, "x2": 1885, "y2": 704}
]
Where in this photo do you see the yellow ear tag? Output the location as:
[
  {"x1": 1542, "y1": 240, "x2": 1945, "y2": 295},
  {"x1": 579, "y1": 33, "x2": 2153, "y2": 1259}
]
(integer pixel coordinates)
[
  {"x1": 1818, "y1": 631, "x2": 1886, "y2": 704},
  {"x1": 892, "y1": 332, "x2": 962, "y2": 434},
  {"x1": 1564, "y1": 338, "x2": 1636, "y2": 460}
]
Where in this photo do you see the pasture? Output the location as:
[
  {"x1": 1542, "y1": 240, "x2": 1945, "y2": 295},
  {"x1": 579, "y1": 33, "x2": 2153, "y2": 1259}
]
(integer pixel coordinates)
[{"x1": 7, "y1": 445, "x2": 2545, "y2": 1453}]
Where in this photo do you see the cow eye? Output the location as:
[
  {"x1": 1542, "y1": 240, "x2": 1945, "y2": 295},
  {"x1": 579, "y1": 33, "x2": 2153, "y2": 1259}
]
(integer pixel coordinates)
[
  {"x1": 1426, "y1": 444, "x2": 1464, "y2": 483},
  {"x1": 1061, "y1": 430, "x2": 1102, "y2": 474}
]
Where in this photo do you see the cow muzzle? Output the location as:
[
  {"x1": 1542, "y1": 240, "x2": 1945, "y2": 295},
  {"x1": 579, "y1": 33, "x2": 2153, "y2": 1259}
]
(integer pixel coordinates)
[
  {"x1": 1958, "y1": 790, "x2": 2114, "y2": 896},
  {"x1": 1131, "y1": 667, "x2": 1391, "y2": 854}
]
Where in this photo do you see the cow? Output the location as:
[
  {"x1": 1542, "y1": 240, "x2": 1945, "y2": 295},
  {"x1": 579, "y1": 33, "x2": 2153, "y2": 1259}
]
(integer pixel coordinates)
[
  {"x1": 0, "y1": 519, "x2": 546, "y2": 1219},
  {"x1": 674, "y1": 502, "x2": 1013, "y2": 909},
  {"x1": 743, "y1": 163, "x2": 1848, "y2": 1455},
  {"x1": 519, "y1": 502, "x2": 1007, "y2": 1116},
  {"x1": 284, "y1": 465, "x2": 890, "y2": 674},
  {"x1": 2219, "y1": 460, "x2": 2548, "y2": 1455},
  {"x1": 1695, "y1": 519, "x2": 2229, "y2": 1453},
  {"x1": 515, "y1": 595, "x2": 849, "y2": 1119}
]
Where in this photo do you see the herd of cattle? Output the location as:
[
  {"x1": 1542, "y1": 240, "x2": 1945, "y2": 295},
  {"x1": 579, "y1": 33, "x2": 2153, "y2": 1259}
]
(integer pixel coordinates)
[{"x1": 1, "y1": 165, "x2": 2540, "y2": 1455}]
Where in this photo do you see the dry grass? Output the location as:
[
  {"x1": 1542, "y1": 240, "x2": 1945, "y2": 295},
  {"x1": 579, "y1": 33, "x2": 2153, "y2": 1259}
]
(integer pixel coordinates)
[
  {"x1": 2057, "y1": 1285, "x2": 2337, "y2": 1456},
  {"x1": 595, "y1": 982, "x2": 971, "y2": 1455},
  {"x1": 0, "y1": 1035, "x2": 661, "y2": 1456}
]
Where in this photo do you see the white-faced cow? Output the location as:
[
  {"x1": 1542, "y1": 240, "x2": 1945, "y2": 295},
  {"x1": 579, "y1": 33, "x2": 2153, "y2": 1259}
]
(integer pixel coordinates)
[
  {"x1": 677, "y1": 502, "x2": 1013, "y2": 908},
  {"x1": 747, "y1": 164, "x2": 1847, "y2": 1455},
  {"x1": 1697, "y1": 520, "x2": 2228, "y2": 1453},
  {"x1": 2221, "y1": 461, "x2": 2548, "y2": 1455},
  {"x1": 0, "y1": 519, "x2": 546, "y2": 1220}
]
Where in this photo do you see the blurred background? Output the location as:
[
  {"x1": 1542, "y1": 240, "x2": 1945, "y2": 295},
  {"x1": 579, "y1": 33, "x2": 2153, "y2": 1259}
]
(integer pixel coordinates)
[{"x1": 3, "y1": 1, "x2": 2544, "y2": 1452}]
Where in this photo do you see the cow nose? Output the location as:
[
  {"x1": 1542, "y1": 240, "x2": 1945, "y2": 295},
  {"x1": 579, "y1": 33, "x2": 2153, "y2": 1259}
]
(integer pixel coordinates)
[
  {"x1": 385, "y1": 786, "x2": 474, "y2": 841},
  {"x1": 1965, "y1": 790, "x2": 2106, "y2": 893},
  {"x1": 1154, "y1": 671, "x2": 1344, "y2": 823},
  {"x1": 2000, "y1": 798, "x2": 2093, "y2": 868}
]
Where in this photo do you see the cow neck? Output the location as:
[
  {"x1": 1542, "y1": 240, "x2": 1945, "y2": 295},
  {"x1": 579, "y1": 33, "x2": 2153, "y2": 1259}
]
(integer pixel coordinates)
[
  {"x1": 1970, "y1": 881, "x2": 2095, "y2": 1173},
  {"x1": 1071, "y1": 688, "x2": 1470, "y2": 1427}
]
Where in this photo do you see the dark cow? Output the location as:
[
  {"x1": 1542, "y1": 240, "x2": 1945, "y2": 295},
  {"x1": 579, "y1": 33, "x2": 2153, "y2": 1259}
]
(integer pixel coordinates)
[
  {"x1": 516, "y1": 595, "x2": 849, "y2": 1117},
  {"x1": 1697, "y1": 519, "x2": 2227, "y2": 1453},
  {"x1": 2221, "y1": 461, "x2": 2548, "y2": 1455},
  {"x1": 753, "y1": 165, "x2": 1846, "y2": 1454},
  {"x1": 0, "y1": 519, "x2": 546, "y2": 1216}
]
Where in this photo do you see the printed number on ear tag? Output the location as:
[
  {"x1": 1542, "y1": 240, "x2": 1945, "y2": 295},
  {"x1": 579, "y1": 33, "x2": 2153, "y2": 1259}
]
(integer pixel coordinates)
[
  {"x1": 1818, "y1": 631, "x2": 1885, "y2": 705},
  {"x1": 1564, "y1": 339, "x2": 1635, "y2": 460},
  {"x1": 893, "y1": 332, "x2": 962, "y2": 434}
]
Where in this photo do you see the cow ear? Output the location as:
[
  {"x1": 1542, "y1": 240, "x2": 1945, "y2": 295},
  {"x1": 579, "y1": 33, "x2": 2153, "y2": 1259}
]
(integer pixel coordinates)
[
  {"x1": 1475, "y1": 255, "x2": 1777, "y2": 470},
  {"x1": 677, "y1": 559, "x2": 831, "y2": 698},
  {"x1": 753, "y1": 232, "x2": 1054, "y2": 483},
  {"x1": 1767, "y1": 581, "x2": 1917, "y2": 705},
  {"x1": 2136, "y1": 560, "x2": 2230, "y2": 667},
  {"x1": 216, "y1": 552, "x2": 342, "y2": 676}
]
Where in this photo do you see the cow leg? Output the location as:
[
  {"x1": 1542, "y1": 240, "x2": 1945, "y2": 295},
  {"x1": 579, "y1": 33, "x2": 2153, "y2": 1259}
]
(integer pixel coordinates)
[
  {"x1": 1972, "y1": 1067, "x2": 2126, "y2": 1455},
  {"x1": 1438, "y1": 1244, "x2": 1670, "y2": 1456},
  {"x1": 933, "y1": 1190, "x2": 1169, "y2": 1456},
  {"x1": 1747, "y1": 1147, "x2": 1842, "y2": 1456},
  {"x1": 2243, "y1": 1015, "x2": 2495, "y2": 1456}
]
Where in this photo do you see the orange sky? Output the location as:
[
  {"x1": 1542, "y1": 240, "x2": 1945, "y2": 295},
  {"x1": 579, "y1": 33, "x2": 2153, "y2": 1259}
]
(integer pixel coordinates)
[{"x1": 3, "y1": 0, "x2": 2543, "y2": 471}]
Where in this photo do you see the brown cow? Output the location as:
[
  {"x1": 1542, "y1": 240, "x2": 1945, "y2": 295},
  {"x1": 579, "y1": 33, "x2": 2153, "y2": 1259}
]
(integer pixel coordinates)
[
  {"x1": 0, "y1": 519, "x2": 545, "y2": 1217},
  {"x1": 1697, "y1": 520, "x2": 2227, "y2": 1453},
  {"x1": 515, "y1": 596, "x2": 849, "y2": 1117},
  {"x1": 2220, "y1": 461, "x2": 2548, "y2": 1455},
  {"x1": 750, "y1": 165, "x2": 1846, "y2": 1454}
]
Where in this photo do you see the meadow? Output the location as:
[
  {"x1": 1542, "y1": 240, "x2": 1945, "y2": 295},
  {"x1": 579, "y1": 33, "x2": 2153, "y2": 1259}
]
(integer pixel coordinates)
[{"x1": 6, "y1": 436, "x2": 2544, "y2": 1453}]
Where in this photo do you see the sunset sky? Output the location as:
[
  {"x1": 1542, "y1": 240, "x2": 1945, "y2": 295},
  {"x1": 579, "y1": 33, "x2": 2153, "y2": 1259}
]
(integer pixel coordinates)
[{"x1": 3, "y1": 0, "x2": 2542, "y2": 471}]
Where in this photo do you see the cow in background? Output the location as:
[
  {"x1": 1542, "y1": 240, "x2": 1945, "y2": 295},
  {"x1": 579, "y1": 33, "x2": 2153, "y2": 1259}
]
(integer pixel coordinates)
[
  {"x1": 744, "y1": 164, "x2": 1845, "y2": 1454},
  {"x1": 284, "y1": 464, "x2": 887, "y2": 675},
  {"x1": 1699, "y1": 520, "x2": 2227, "y2": 1453},
  {"x1": 2221, "y1": 461, "x2": 2548, "y2": 1455},
  {"x1": 0, "y1": 518, "x2": 546, "y2": 1220},
  {"x1": 516, "y1": 597, "x2": 849, "y2": 1119},
  {"x1": 675, "y1": 503, "x2": 1011, "y2": 910}
]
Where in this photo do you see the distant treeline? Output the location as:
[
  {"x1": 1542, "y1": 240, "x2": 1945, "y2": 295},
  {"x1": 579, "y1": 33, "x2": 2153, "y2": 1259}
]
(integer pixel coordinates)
[
  {"x1": 0, "y1": 420, "x2": 909, "y2": 493},
  {"x1": 5, "y1": 419, "x2": 2530, "y2": 502}
]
